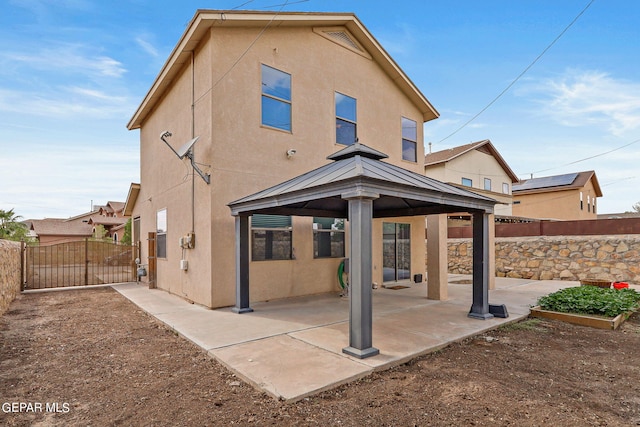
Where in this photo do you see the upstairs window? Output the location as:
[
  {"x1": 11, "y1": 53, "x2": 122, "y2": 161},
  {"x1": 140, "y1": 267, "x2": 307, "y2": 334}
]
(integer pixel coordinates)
[
  {"x1": 335, "y1": 92, "x2": 357, "y2": 145},
  {"x1": 251, "y1": 214, "x2": 292, "y2": 261},
  {"x1": 484, "y1": 178, "x2": 492, "y2": 191},
  {"x1": 261, "y1": 64, "x2": 291, "y2": 131},
  {"x1": 502, "y1": 183, "x2": 509, "y2": 194},
  {"x1": 313, "y1": 218, "x2": 345, "y2": 258},
  {"x1": 401, "y1": 117, "x2": 417, "y2": 162},
  {"x1": 462, "y1": 178, "x2": 472, "y2": 187}
]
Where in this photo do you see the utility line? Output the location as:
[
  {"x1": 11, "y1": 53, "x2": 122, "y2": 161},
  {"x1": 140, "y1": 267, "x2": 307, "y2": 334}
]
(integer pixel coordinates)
[
  {"x1": 528, "y1": 137, "x2": 640, "y2": 175},
  {"x1": 193, "y1": 0, "x2": 300, "y2": 106},
  {"x1": 438, "y1": 0, "x2": 596, "y2": 143}
]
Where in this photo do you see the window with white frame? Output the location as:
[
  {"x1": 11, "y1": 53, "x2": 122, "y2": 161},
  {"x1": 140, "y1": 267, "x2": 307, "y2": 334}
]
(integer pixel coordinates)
[
  {"x1": 401, "y1": 117, "x2": 417, "y2": 162},
  {"x1": 484, "y1": 178, "x2": 492, "y2": 191},
  {"x1": 251, "y1": 214, "x2": 292, "y2": 261},
  {"x1": 502, "y1": 182, "x2": 509, "y2": 194},
  {"x1": 335, "y1": 92, "x2": 357, "y2": 145},
  {"x1": 313, "y1": 217, "x2": 345, "y2": 258},
  {"x1": 261, "y1": 64, "x2": 291, "y2": 131},
  {"x1": 156, "y1": 209, "x2": 167, "y2": 259}
]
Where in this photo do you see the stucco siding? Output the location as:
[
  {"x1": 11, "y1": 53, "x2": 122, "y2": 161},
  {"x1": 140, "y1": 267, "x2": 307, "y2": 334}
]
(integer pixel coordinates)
[{"x1": 133, "y1": 19, "x2": 431, "y2": 308}]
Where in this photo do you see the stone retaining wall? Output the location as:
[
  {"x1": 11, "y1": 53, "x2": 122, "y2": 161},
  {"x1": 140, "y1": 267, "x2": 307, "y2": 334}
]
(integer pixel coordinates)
[
  {"x1": 0, "y1": 240, "x2": 21, "y2": 315},
  {"x1": 442, "y1": 235, "x2": 640, "y2": 283}
]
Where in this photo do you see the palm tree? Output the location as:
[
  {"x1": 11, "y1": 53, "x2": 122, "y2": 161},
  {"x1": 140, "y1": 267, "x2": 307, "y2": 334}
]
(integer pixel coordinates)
[{"x1": 0, "y1": 208, "x2": 28, "y2": 241}]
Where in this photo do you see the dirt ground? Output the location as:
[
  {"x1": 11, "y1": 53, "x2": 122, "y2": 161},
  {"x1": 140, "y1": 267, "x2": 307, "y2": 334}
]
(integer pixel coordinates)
[{"x1": 1, "y1": 287, "x2": 639, "y2": 426}]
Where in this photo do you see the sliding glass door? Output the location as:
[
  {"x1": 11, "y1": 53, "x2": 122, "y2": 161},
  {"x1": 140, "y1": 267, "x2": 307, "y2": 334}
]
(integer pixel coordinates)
[{"x1": 382, "y1": 222, "x2": 411, "y2": 283}]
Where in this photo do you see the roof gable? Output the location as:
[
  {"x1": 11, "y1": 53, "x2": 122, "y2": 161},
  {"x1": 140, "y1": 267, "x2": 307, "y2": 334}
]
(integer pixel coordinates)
[
  {"x1": 127, "y1": 10, "x2": 438, "y2": 129},
  {"x1": 425, "y1": 140, "x2": 519, "y2": 183}
]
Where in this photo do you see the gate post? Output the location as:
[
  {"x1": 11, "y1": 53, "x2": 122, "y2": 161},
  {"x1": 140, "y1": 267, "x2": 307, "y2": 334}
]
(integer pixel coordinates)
[
  {"x1": 20, "y1": 240, "x2": 25, "y2": 291},
  {"x1": 84, "y1": 238, "x2": 89, "y2": 286}
]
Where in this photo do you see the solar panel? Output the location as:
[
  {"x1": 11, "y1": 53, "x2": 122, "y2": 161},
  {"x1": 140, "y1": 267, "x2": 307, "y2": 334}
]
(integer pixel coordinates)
[{"x1": 514, "y1": 172, "x2": 579, "y2": 191}]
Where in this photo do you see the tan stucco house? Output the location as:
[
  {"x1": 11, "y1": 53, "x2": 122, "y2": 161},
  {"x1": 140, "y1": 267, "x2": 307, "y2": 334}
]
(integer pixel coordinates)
[
  {"x1": 512, "y1": 171, "x2": 602, "y2": 220},
  {"x1": 125, "y1": 9, "x2": 497, "y2": 326},
  {"x1": 424, "y1": 140, "x2": 519, "y2": 217}
]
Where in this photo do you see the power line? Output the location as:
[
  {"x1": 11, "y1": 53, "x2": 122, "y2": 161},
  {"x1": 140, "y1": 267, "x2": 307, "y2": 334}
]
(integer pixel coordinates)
[
  {"x1": 528, "y1": 137, "x2": 640, "y2": 175},
  {"x1": 438, "y1": 0, "x2": 596, "y2": 143},
  {"x1": 194, "y1": 0, "x2": 302, "y2": 106}
]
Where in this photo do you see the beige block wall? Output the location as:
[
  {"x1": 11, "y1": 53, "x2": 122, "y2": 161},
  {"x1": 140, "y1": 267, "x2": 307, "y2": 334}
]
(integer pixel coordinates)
[
  {"x1": 135, "y1": 24, "x2": 430, "y2": 308},
  {"x1": 0, "y1": 240, "x2": 21, "y2": 316}
]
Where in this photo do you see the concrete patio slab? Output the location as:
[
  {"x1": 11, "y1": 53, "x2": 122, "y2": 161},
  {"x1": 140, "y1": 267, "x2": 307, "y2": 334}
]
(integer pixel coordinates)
[
  {"x1": 113, "y1": 275, "x2": 576, "y2": 402},
  {"x1": 210, "y1": 334, "x2": 371, "y2": 401}
]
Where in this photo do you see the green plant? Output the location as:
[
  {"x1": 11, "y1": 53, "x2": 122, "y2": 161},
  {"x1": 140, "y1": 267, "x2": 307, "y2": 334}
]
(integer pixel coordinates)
[
  {"x1": 537, "y1": 286, "x2": 640, "y2": 318},
  {"x1": 121, "y1": 218, "x2": 132, "y2": 245},
  {"x1": 500, "y1": 318, "x2": 547, "y2": 332},
  {"x1": 0, "y1": 208, "x2": 29, "y2": 241}
]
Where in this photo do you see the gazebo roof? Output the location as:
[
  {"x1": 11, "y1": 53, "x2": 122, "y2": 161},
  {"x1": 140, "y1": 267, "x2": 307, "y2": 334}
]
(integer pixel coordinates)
[{"x1": 228, "y1": 143, "x2": 496, "y2": 218}]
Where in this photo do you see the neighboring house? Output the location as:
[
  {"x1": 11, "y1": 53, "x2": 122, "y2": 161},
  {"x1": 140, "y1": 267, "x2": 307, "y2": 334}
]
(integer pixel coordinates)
[
  {"x1": 26, "y1": 200, "x2": 129, "y2": 244},
  {"x1": 512, "y1": 171, "x2": 602, "y2": 220},
  {"x1": 424, "y1": 140, "x2": 519, "y2": 217},
  {"x1": 26, "y1": 218, "x2": 93, "y2": 245},
  {"x1": 97, "y1": 201, "x2": 126, "y2": 219},
  {"x1": 87, "y1": 215, "x2": 128, "y2": 242},
  {"x1": 125, "y1": 10, "x2": 454, "y2": 309}
]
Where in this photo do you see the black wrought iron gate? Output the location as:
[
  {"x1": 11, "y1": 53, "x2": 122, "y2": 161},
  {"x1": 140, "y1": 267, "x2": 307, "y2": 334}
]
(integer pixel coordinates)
[{"x1": 23, "y1": 239, "x2": 136, "y2": 290}]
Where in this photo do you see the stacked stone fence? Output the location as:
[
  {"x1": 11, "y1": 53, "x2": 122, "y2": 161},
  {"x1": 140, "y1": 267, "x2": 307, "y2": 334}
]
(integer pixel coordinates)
[
  {"x1": 0, "y1": 239, "x2": 22, "y2": 316},
  {"x1": 441, "y1": 235, "x2": 640, "y2": 284}
]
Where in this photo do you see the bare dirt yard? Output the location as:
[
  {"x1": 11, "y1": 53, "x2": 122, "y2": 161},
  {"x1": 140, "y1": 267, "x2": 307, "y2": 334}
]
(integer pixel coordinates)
[{"x1": 1, "y1": 287, "x2": 639, "y2": 426}]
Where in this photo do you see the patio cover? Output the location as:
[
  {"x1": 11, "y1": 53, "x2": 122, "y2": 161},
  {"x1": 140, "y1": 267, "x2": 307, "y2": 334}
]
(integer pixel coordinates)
[{"x1": 228, "y1": 143, "x2": 498, "y2": 359}]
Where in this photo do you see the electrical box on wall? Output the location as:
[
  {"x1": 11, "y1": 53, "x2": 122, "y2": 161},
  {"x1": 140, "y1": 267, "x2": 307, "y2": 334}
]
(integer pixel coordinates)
[
  {"x1": 179, "y1": 232, "x2": 196, "y2": 249},
  {"x1": 180, "y1": 260, "x2": 188, "y2": 270}
]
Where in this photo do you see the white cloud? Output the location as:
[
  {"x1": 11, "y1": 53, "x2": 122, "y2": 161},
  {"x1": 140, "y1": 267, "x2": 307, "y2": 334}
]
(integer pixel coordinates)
[
  {"x1": 525, "y1": 69, "x2": 640, "y2": 136},
  {"x1": 0, "y1": 86, "x2": 134, "y2": 118},
  {"x1": 4, "y1": 45, "x2": 126, "y2": 79},
  {"x1": 135, "y1": 36, "x2": 159, "y2": 58}
]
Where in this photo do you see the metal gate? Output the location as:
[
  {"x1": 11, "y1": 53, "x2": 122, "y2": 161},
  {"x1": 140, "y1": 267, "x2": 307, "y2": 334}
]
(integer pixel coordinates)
[{"x1": 23, "y1": 239, "x2": 136, "y2": 290}]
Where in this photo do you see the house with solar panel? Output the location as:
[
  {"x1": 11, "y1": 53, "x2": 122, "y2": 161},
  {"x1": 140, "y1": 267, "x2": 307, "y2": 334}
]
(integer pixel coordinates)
[
  {"x1": 512, "y1": 171, "x2": 602, "y2": 220},
  {"x1": 124, "y1": 9, "x2": 499, "y2": 332}
]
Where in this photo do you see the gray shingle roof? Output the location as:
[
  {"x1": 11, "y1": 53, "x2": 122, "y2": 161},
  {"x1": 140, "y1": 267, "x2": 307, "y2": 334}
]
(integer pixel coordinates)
[{"x1": 229, "y1": 143, "x2": 496, "y2": 217}]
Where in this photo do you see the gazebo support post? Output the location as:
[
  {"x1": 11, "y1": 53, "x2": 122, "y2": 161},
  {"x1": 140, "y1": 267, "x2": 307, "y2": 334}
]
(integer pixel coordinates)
[
  {"x1": 232, "y1": 214, "x2": 253, "y2": 314},
  {"x1": 342, "y1": 194, "x2": 380, "y2": 359},
  {"x1": 469, "y1": 211, "x2": 493, "y2": 319}
]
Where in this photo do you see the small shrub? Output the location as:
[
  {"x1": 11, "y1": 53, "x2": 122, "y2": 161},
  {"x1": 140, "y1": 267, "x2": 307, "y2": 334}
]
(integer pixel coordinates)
[
  {"x1": 537, "y1": 286, "x2": 640, "y2": 318},
  {"x1": 500, "y1": 318, "x2": 547, "y2": 332}
]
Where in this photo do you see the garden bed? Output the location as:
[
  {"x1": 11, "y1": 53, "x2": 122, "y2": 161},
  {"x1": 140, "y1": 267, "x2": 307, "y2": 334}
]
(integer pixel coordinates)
[
  {"x1": 531, "y1": 285, "x2": 640, "y2": 330},
  {"x1": 530, "y1": 306, "x2": 632, "y2": 330}
]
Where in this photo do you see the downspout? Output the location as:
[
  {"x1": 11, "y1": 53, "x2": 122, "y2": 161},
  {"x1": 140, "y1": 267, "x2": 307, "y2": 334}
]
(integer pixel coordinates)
[{"x1": 191, "y1": 51, "x2": 196, "y2": 234}]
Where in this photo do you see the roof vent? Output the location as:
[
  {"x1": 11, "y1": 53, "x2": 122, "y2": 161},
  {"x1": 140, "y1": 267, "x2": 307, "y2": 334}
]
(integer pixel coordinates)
[
  {"x1": 325, "y1": 31, "x2": 361, "y2": 52},
  {"x1": 313, "y1": 27, "x2": 371, "y2": 59}
]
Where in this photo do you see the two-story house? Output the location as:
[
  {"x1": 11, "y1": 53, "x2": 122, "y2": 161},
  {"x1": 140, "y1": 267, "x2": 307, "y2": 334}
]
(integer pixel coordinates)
[
  {"x1": 512, "y1": 171, "x2": 602, "y2": 220},
  {"x1": 424, "y1": 140, "x2": 519, "y2": 218},
  {"x1": 125, "y1": 10, "x2": 495, "y2": 316}
]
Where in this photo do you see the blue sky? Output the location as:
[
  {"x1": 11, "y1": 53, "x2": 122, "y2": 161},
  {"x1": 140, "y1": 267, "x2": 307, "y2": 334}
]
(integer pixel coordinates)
[{"x1": 1, "y1": 0, "x2": 639, "y2": 219}]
